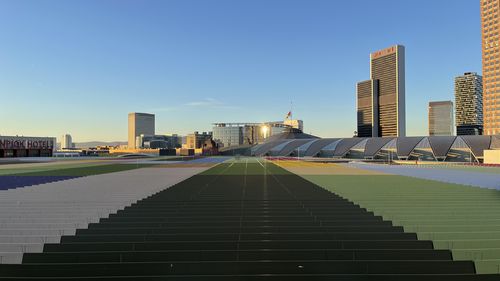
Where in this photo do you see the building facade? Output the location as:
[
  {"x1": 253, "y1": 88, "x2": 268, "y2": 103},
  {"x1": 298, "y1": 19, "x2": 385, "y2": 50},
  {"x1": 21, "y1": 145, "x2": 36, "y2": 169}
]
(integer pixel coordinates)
[
  {"x1": 186, "y1": 132, "x2": 212, "y2": 149},
  {"x1": 212, "y1": 120, "x2": 303, "y2": 148},
  {"x1": 212, "y1": 125, "x2": 244, "y2": 148},
  {"x1": 357, "y1": 45, "x2": 405, "y2": 137},
  {"x1": 60, "y1": 134, "x2": 73, "y2": 149},
  {"x1": 455, "y1": 72, "x2": 484, "y2": 135},
  {"x1": 128, "y1": 112, "x2": 155, "y2": 149},
  {"x1": 428, "y1": 101, "x2": 454, "y2": 136},
  {"x1": 481, "y1": 0, "x2": 500, "y2": 135},
  {"x1": 0, "y1": 136, "x2": 56, "y2": 158},
  {"x1": 370, "y1": 45, "x2": 406, "y2": 137},
  {"x1": 356, "y1": 80, "x2": 379, "y2": 137},
  {"x1": 135, "y1": 134, "x2": 181, "y2": 149}
]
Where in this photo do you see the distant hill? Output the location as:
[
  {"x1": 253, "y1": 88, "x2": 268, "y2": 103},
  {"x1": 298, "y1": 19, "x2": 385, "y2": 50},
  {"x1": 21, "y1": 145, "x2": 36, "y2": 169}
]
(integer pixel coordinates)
[{"x1": 57, "y1": 141, "x2": 127, "y2": 149}]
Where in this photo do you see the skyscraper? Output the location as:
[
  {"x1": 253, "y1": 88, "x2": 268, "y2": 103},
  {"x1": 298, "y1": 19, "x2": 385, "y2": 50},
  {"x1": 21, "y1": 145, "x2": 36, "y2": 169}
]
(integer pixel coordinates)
[
  {"x1": 428, "y1": 101, "x2": 454, "y2": 136},
  {"x1": 455, "y1": 72, "x2": 483, "y2": 135},
  {"x1": 371, "y1": 45, "x2": 406, "y2": 137},
  {"x1": 128, "y1": 113, "x2": 155, "y2": 148},
  {"x1": 356, "y1": 80, "x2": 378, "y2": 137},
  {"x1": 481, "y1": 0, "x2": 500, "y2": 135},
  {"x1": 357, "y1": 45, "x2": 406, "y2": 137}
]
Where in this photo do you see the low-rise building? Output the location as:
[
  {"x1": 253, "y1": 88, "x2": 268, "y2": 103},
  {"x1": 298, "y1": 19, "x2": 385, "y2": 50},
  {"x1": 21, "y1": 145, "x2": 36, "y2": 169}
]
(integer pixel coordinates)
[
  {"x1": 0, "y1": 136, "x2": 56, "y2": 158},
  {"x1": 186, "y1": 132, "x2": 212, "y2": 149},
  {"x1": 135, "y1": 134, "x2": 181, "y2": 149},
  {"x1": 212, "y1": 119, "x2": 303, "y2": 148}
]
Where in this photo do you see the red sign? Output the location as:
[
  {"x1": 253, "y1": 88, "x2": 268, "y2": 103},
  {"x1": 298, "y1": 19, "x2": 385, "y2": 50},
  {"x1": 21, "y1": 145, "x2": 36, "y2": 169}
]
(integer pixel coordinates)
[{"x1": 371, "y1": 46, "x2": 397, "y2": 59}]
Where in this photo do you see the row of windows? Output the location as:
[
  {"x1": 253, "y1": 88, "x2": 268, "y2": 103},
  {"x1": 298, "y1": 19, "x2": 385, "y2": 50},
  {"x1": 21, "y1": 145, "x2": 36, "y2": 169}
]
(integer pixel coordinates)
[
  {"x1": 483, "y1": 8, "x2": 498, "y2": 13},
  {"x1": 484, "y1": 49, "x2": 499, "y2": 55},
  {"x1": 484, "y1": 53, "x2": 500, "y2": 61},
  {"x1": 484, "y1": 59, "x2": 500, "y2": 66},
  {"x1": 484, "y1": 54, "x2": 499, "y2": 59},
  {"x1": 484, "y1": 66, "x2": 500, "y2": 71},
  {"x1": 484, "y1": 83, "x2": 500, "y2": 89},
  {"x1": 483, "y1": 12, "x2": 498, "y2": 18},
  {"x1": 485, "y1": 42, "x2": 499, "y2": 49},
  {"x1": 485, "y1": 95, "x2": 500, "y2": 98},
  {"x1": 483, "y1": 20, "x2": 498, "y2": 30},
  {"x1": 482, "y1": 0, "x2": 498, "y2": 5},
  {"x1": 485, "y1": 99, "x2": 500, "y2": 104},
  {"x1": 484, "y1": 77, "x2": 500, "y2": 82}
]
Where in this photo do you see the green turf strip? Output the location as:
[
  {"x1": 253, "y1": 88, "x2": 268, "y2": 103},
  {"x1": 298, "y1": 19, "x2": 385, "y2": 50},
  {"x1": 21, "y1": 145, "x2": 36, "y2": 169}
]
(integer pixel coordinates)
[
  {"x1": 199, "y1": 158, "x2": 291, "y2": 175},
  {"x1": 302, "y1": 174, "x2": 500, "y2": 274},
  {"x1": 8, "y1": 164, "x2": 153, "y2": 177}
]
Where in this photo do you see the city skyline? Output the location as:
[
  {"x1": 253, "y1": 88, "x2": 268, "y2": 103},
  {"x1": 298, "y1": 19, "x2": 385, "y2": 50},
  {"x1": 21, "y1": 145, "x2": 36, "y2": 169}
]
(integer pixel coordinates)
[{"x1": 0, "y1": 0, "x2": 483, "y2": 141}]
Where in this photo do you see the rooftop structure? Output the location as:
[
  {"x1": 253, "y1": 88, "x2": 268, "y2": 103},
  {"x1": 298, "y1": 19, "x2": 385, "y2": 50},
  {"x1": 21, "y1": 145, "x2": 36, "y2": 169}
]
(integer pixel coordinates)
[{"x1": 244, "y1": 135, "x2": 500, "y2": 163}]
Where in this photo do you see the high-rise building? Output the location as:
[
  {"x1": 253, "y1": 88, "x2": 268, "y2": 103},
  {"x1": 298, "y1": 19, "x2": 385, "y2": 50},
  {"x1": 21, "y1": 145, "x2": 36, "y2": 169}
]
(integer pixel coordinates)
[
  {"x1": 60, "y1": 134, "x2": 74, "y2": 149},
  {"x1": 371, "y1": 45, "x2": 406, "y2": 137},
  {"x1": 356, "y1": 80, "x2": 379, "y2": 137},
  {"x1": 455, "y1": 72, "x2": 483, "y2": 135},
  {"x1": 128, "y1": 113, "x2": 155, "y2": 148},
  {"x1": 428, "y1": 101, "x2": 454, "y2": 136},
  {"x1": 481, "y1": 0, "x2": 500, "y2": 135},
  {"x1": 357, "y1": 45, "x2": 405, "y2": 137}
]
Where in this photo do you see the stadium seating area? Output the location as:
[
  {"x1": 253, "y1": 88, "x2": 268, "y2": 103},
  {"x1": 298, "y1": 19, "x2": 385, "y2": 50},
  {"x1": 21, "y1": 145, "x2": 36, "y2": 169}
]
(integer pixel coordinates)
[
  {"x1": 0, "y1": 159, "x2": 498, "y2": 280},
  {"x1": 0, "y1": 157, "x2": 499, "y2": 280},
  {"x1": 273, "y1": 160, "x2": 500, "y2": 274},
  {"x1": 0, "y1": 166, "x2": 208, "y2": 264}
]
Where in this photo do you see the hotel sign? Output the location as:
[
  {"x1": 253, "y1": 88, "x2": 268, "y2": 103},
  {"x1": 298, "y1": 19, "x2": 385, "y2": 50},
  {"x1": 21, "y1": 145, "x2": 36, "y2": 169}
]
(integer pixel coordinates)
[
  {"x1": 0, "y1": 137, "x2": 55, "y2": 150},
  {"x1": 371, "y1": 46, "x2": 397, "y2": 59}
]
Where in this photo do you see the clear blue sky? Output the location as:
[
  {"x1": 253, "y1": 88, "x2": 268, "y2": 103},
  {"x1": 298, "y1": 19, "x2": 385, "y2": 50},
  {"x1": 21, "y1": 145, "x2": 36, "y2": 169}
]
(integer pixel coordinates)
[{"x1": 0, "y1": 0, "x2": 481, "y2": 142}]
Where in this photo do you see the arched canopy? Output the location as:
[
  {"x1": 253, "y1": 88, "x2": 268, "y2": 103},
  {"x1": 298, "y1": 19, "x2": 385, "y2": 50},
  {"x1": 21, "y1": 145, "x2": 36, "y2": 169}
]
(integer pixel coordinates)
[{"x1": 364, "y1": 137, "x2": 395, "y2": 157}]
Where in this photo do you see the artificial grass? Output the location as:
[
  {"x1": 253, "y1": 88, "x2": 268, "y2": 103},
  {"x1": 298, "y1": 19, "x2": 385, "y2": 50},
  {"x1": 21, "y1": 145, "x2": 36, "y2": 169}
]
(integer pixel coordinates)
[
  {"x1": 199, "y1": 158, "x2": 291, "y2": 175},
  {"x1": 301, "y1": 174, "x2": 500, "y2": 274}
]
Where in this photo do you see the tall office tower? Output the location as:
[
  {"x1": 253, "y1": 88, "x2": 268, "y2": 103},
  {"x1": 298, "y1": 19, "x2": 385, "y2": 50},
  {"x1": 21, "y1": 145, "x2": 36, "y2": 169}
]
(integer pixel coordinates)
[
  {"x1": 356, "y1": 80, "x2": 379, "y2": 137},
  {"x1": 60, "y1": 134, "x2": 73, "y2": 149},
  {"x1": 128, "y1": 113, "x2": 155, "y2": 148},
  {"x1": 428, "y1": 101, "x2": 454, "y2": 136},
  {"x1": 370, "y1": 45, "x2": 406, "y2": 137},
  {"x1": 356, "y1": 45, "x2": 405, "y2": 137},
  {"x1": 481, "y1": 0, "x2": 500, "y2": 135},
  {"x1": 455, "y1": 72, "x2": 484, "y2": 135}
]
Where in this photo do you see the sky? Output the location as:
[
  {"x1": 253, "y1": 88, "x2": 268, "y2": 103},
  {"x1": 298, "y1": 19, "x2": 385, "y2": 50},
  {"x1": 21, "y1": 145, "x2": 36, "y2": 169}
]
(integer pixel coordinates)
[{"x1": 0, "y1": 0, "x2": 482, "y2": 142}]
